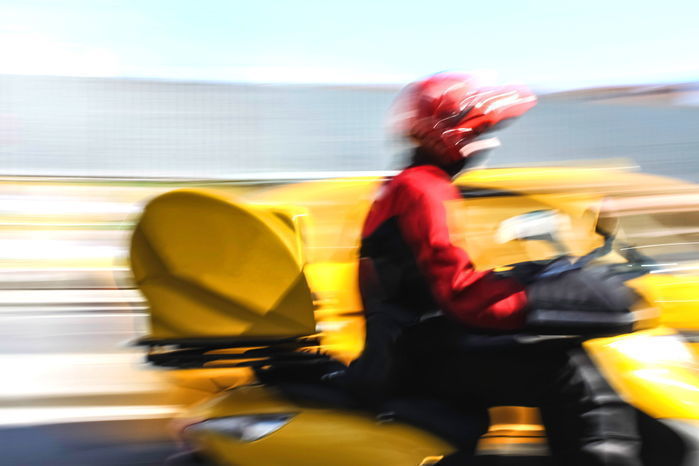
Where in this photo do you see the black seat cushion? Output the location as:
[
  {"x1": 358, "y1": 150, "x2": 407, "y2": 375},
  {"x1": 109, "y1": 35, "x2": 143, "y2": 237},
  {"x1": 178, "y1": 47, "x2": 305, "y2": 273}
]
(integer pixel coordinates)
[{"x1": 379, "y1": 397, "x2": 489, "y2": 449}]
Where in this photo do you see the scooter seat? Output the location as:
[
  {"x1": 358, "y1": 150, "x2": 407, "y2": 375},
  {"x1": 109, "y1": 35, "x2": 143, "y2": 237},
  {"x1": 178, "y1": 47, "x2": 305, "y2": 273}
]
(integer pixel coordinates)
[{"x1": 379, "y1": 398, "x2": 489, "y2": 450}]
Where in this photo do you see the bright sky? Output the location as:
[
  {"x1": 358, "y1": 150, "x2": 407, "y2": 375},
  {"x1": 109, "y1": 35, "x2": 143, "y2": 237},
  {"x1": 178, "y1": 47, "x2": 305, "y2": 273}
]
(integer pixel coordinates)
[{"x1": 0, "y1": 0, "x2": 697, "y2": 90}]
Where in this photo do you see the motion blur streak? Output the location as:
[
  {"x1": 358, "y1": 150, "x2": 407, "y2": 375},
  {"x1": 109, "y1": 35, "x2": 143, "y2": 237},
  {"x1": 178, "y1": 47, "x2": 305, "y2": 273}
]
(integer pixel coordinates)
[
  {"x1": 0, "y1": 76, "x2": 698, "y2": 464},
  {"x1": 0, "y1": 405, "x2": 181, "y2": 428}
]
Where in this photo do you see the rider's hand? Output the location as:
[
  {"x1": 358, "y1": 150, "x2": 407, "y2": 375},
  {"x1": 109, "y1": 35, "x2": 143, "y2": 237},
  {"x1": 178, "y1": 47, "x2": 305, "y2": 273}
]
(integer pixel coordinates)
[{"x1": 495, "y1": 257, "x2": 568, "y2": 285}]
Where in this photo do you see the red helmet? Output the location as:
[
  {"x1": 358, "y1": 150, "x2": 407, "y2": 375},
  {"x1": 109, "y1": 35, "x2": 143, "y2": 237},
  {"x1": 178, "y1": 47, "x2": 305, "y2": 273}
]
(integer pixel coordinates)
[{"x1": 393, "y1": 72, "x2": 537, "y2": 165}]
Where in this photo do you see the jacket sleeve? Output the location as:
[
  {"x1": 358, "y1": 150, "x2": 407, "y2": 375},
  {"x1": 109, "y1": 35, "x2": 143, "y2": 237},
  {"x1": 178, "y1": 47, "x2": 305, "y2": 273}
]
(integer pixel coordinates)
[{"x1": 397, "y1": 183, "x2": 527, "y2": 330}]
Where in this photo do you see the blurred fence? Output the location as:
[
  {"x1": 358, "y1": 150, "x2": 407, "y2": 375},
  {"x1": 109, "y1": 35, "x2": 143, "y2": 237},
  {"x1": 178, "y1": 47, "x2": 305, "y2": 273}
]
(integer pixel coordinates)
[
  {"x1": 0, "y1": 75, "x2": 396, "y2": 176},
  {"x1": 1, "y1": 75, "x2": 699, "y2": 180}
]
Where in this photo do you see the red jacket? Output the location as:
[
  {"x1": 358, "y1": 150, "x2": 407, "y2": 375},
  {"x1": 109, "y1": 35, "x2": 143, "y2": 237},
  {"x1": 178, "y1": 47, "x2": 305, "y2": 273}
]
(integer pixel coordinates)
[{"x1": 361, "y1": 164, "x2": 527, "y2": 330}]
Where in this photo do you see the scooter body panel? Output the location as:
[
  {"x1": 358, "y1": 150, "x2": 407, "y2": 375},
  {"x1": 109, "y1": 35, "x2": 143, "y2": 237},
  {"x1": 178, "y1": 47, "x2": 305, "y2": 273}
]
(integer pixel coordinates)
[
  {"x1": 183, "y1": 385, "x2": 454, "y2": 466},
  {"x1": 585, "y1": 327, "x2": 699, "y2": 420}
]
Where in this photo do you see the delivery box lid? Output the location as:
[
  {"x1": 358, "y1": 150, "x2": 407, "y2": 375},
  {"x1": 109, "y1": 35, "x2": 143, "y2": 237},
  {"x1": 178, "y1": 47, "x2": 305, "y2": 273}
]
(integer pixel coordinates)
[{"x1": 130, "y1": 188, "x2": 316, "y2": 341}]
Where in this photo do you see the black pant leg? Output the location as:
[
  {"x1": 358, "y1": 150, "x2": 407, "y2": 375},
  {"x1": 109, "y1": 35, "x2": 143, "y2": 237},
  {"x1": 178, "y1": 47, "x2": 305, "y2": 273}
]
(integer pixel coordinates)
[
  {"x1": 540, "y1": 348, "x2": 642, "y2": 466},
  {"x1": 400, "y1": 323, "x2": 643, "y2": 465},
  {"x1": 397, "y1": 318, "x2": 643, "y2": 465}
]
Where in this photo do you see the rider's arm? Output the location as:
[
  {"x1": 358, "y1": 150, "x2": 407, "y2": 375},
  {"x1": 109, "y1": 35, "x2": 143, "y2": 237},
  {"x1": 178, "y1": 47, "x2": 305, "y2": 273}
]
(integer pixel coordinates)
[{"x1": 397, "y1": 180, "x2": 527, "y2": 330}]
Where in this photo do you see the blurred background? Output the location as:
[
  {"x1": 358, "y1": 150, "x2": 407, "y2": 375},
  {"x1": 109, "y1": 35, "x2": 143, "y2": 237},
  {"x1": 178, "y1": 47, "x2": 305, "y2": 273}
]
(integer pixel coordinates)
[{"x1": 0, "y1": 0, "x2": 698, "y2": 463}]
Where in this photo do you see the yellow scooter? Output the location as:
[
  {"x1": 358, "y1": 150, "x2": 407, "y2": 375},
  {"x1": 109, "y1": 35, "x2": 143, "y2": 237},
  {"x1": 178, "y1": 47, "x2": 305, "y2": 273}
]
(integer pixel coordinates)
[{"x1": 131, "y1": 187, "x2": 699, "y2": 466}]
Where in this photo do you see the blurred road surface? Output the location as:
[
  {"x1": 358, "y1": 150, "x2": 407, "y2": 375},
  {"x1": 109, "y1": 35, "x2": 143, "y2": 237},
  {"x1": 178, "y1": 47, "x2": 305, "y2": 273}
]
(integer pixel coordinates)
[
  {"x1": 0, "y1": 289, "x2": 182, "y2": 465},
  {"x1": 2, "y1": 419, "x2": 177, "y2": 465}
]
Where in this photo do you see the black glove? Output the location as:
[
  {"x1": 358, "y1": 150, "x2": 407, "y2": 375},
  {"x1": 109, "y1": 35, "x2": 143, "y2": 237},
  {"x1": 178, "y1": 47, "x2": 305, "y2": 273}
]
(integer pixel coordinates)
[{"x1": 526, "y1": 265, "x2": 640, "y2": 313}]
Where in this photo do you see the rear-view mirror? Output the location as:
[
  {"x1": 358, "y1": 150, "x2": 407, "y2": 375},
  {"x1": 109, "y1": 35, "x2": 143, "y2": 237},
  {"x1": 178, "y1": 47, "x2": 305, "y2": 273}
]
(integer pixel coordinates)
[{"x1": 496, "y1": 210, "x2": 570, "y2": 254}]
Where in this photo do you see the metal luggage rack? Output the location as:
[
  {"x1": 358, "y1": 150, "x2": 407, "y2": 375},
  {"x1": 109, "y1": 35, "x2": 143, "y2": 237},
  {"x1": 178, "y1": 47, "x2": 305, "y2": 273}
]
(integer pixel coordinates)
[{"x1": 135, "y1": 335, "x2": 327, "y2": 369}]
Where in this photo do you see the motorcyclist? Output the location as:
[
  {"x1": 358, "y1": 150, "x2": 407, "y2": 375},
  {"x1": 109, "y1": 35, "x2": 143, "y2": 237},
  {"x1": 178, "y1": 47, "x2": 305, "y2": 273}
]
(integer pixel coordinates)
[{"x1": 344, "y1": 72, "x2": 642, "y2": 465}]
